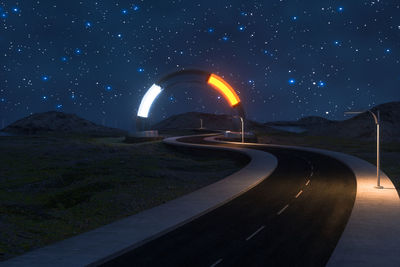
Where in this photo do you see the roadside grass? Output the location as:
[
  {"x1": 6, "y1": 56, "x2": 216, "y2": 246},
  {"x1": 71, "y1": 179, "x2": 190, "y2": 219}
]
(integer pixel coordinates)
[
  {"x1": 257, "y1": 130, "x2": 400, "y2": 195},
  {"x1": 0, "y1": 135, "x2": 246, "y2": 261}
]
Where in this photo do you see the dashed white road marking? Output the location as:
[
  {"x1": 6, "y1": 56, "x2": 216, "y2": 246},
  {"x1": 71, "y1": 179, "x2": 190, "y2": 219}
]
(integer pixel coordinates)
[
  {"x1": 310, "y1": 171, "x2": 314, "y2": 177},
  {"x1": 305, "y1": 180, "x2": 311, "y2": 186},
  {"x1": 210, "y1": 258, "x2": 223, "y2": 267},
  {"x1": 295, "y1": 190, "x2": 303, "y2": 198},
  {"x1": 277, "y1": 204, "x2": 289, "y2": 215},
  {"x1": 246, "y1": 225, "x2": 265, "y2": 241}
]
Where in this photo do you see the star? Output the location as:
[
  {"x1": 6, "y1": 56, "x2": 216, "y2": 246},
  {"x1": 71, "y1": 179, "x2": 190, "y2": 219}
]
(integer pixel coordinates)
[{"x1": 0, "y1": 0, "x2": 397, "y2": 131}]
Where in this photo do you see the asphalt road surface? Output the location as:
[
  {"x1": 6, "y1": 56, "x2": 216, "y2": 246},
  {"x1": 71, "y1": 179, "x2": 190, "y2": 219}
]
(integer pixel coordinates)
[{"x1": 101, "y1": 135, "x2": 356, "y2": 267}]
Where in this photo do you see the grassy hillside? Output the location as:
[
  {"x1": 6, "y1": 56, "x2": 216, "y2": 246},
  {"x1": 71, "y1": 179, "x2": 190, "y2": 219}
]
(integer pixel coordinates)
[{"x1": 0, "y1": 135, "x2": 247, "y2": 261}]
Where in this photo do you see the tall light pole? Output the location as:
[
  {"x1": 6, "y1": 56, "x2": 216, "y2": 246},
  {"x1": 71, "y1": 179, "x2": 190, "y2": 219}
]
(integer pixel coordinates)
[
  {"x1": 240, "y1": 116, "x2": 244, "y2": 143},
  {"x1": 233, "y1": 116, "x2": 245, "y2": 143},
  {"x1": 345, "y1": 110, "x2": 383, "y2": 189}
]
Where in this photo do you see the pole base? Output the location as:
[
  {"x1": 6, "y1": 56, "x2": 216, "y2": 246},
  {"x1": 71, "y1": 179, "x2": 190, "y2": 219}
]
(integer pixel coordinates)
[{"x1": 374, "y1": 185, "x2": 384, "y2": 189}]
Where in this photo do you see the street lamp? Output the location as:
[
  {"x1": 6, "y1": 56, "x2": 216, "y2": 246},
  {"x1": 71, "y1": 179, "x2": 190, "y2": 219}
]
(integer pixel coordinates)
[
  {"x1": 345, "y1": 110, "x2": 383, "y2": 189},
  {"x1": 233, "y1": 116, "x2": 245, "y2": 143},
  {"x1": 239, "y1": 116, "x2": 244, "y2": 143}
]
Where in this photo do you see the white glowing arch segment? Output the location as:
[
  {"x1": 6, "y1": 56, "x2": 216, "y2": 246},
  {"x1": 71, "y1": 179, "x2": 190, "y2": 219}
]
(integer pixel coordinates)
[{"x1": 137, "y1": 84, "x2": 163, "y2": 118}]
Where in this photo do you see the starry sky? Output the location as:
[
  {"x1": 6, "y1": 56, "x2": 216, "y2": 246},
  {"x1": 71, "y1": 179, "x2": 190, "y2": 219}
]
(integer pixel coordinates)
[{"x1": 1, "y1": 0, "x2": 399, "y2": 130}]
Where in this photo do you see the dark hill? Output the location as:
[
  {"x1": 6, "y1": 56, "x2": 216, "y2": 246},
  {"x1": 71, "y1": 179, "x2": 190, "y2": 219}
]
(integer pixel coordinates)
[
  {"x1": 152, "y1": 102, "x2": 400, "y2": 142},
  {"x1": 265, "y1": 116, "x2": 334, "y2": 127},
  {"x1": 297, "y1": 116, "x2": 334, "y2": 125},
  {"x1": 307, "y1": 102, "x2": 400, "y2": 142},
  {"x1": 152, "y1": 112, "x2": 265, "y2": 131},
  {"x1": 1, "y1": 111, "x2": 127, "y2": 136}
]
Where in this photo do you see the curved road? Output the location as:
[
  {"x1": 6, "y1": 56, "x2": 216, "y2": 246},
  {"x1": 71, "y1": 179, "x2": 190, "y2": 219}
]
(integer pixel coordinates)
[{"x1": 102, "y1": 135, "x2": 356, "y2": 267}]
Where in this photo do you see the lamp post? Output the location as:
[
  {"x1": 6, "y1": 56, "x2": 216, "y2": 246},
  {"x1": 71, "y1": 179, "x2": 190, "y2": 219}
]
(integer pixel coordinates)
[
  {"x1": 345, "y1": 110, "x2": 383, "y2": 189},
  {"x1": 239, "y1": 116, "x2": 244, "y2": 143},
  {"x1": 233, "y1": 116, "x2": 245, "y2": 143}
]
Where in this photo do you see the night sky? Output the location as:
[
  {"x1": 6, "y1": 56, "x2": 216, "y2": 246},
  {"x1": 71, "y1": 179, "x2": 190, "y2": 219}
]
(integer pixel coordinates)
[{"x1": 1, "y1": 0, "x2": 399, "y2": 130}]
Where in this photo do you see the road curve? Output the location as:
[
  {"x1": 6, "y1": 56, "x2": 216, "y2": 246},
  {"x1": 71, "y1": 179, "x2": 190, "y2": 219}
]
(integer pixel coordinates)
[{"x1": 103, "y1": 134, "x2": 356, "y2": 267}]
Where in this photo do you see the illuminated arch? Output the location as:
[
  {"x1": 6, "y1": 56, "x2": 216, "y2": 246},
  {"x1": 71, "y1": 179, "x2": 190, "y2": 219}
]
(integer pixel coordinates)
[
  {"x1": 136, "y1": 70, "x2": 244, "y2": 123},
  {"x1": 207, "y1": 74, "x2": 240, "y2": 106}
]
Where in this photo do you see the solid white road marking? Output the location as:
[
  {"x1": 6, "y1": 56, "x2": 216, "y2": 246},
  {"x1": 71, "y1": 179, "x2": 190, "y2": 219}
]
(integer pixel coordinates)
[
  {"x1": 305, "y1": 180, "x2": 311, "y2": 186},
  {"x1": 210, "y1": 258, "x2": 223, "y2": 267},
  {"x1": 277, "y1": 204, "x2": 289, "y2": 215},
  {"x1": 295, "y1": 190, "x2": 303, "y2": 198},
  {"x1": 246, "y1": 225, "x2": 266, "y2": 241}
]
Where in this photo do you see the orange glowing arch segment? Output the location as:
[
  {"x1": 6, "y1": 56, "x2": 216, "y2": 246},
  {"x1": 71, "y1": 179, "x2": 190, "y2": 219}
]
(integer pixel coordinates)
[{"x1": 207, "y1": 73, "x2": 240, "y2": 107}]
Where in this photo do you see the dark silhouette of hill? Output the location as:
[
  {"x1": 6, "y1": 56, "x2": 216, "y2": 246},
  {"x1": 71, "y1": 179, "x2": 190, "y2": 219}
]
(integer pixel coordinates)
[
  {"x1": 266, "y1": 102, "x2": 400, "y2": 142},
  {"x1": 1, "y1": 111, "x2": 127, "y2": 136},
  {"x1": 265, "y1": 116, "x2": 334, "y2": 127},
  {"x1": 152, "y1": 101, "x2": 400, "y2": 142},
  {"x1": 152, "y1": 112, "x2": 265, "y2": 131},
  {"x1": 307, "y1": 102, "x2": 400, "y2": 142},
  {"x1": 297, "y1": 116, "x2": 334, "y2": 125}
]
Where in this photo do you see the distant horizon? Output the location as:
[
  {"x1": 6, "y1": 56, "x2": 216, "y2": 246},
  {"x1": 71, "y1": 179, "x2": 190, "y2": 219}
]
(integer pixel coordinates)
[{"x1": 2, "y1": 100, "x2": 398, "y2": 132}]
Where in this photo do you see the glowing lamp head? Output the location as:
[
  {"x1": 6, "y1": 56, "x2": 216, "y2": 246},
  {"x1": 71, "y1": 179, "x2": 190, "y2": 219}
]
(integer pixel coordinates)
[
  {"x1": 137, "y1": 84, "x2": 163, "y2": 118},
  {"x1": 207, "y1": 74, "x2": 240, "y2": 107}
]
